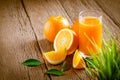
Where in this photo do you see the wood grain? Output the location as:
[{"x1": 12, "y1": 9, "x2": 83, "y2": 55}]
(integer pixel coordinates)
[
  {"x1": 0, "y1": 0, "x2": 49, "y2": 80},
  {"x1": 0, "y1": 0, "x2": 120, "y2": 80},
  {"x1": 94, "y1": 0, "x2": 120, "y2": 27}
]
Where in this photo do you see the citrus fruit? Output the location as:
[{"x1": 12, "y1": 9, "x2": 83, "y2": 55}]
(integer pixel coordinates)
[
  {"x1": 54, "y1": 28, "x2": 78, "y2": 55},
  {"x1": 73, "y1": 50, "x2": 86, "y2": 69},
  {"x1": 43, "y1": 47, "x2": 67, "y2": 65},
  {"x1": 43, "y1": 16, "x2": 70, "y2": 42},
  {"x1": 71, "y1": 20, "x2": 79, "y2": 37}
]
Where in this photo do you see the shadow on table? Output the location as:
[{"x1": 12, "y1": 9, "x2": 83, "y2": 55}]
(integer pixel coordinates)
[{"x1": 39, "y1": 39, "x2": 54, "y2": 52}]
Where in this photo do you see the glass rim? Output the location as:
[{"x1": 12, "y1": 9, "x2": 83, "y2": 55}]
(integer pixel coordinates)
[
  {"x1": 79, "y1": 10, "x2": 102, "y2": 26},
  {"x1": 79, "y1": 10, "x2": 102, "y2": 17}
]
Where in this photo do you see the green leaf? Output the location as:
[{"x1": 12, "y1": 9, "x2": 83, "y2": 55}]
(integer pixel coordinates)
[
  {"x1": 22, "y1": 58, "x2": 43, "y2": 67},
  {"x1": 45, "y1": 69, "x2": 64, "y2": 76}
]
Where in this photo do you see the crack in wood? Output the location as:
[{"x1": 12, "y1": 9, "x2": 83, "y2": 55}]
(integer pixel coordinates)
[
  {"x1": 27, "y1": 69, "x2": 31, "y2": 80},
  {"x1": 56, "y1": 0, "x2": 72, "y2": 24},
  {"x1": 20, "y1": 0, "x2": 51, "y2": 80}
]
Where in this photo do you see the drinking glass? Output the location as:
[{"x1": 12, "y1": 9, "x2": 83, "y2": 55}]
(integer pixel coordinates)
[{"x1": 79, "y1": 10, "x2": 102, "y2": 57}]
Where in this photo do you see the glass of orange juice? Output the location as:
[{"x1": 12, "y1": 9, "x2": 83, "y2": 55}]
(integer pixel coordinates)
[{"x1": 79, "y1": 10, "x2": 102, "y2": 57}]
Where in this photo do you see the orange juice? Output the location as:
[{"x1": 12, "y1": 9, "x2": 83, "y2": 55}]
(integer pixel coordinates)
[{"x1": 79, "y1": 16, "x2": 102, "y2": 56}]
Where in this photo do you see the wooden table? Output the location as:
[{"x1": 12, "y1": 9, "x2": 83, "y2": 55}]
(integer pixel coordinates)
[{"x1": 0, "y1": 0, "x2": 120, "y2": 80}]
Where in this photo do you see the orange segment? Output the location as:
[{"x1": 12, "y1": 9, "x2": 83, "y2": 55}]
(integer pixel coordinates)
[
  {"x1": 73, "y1": 50, "x2": 86, "y2": 69},
  {"x1": 54, "y1": 28, "x2": 78, "y2": 55},
  {"x1": 43, "y1": 47, "x2": 67, "y2": 65},
  {"x1": 54, "y1": 29, "x2": 73, "y2": 50}
]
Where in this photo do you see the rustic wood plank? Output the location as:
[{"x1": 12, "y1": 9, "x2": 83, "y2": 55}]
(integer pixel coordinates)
[
  {"x1": 0, "y1": 0, "x2": 49, "y2": 80},
  {"x1": 1, "y1": 0, "x2": 119, "y2": 80},
  {"x1": 58, "y1": 0, "x2": 120, "y2": 45},
  {"x1": 23, "y1": 0, "x2": 90, "y2": 80},
  {"x1": 94, "y1": 0, "x2": 120, "y2": 27}
]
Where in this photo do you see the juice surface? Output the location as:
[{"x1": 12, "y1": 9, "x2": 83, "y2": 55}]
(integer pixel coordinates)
[{"x1": 79, "y1": 16, "x2": 102, "y2": 56}]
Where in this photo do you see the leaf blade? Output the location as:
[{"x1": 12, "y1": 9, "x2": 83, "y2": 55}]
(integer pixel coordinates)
[
  {"x1": 45, "y1": 69, "x2": 64, "y2": 76},
  {"x1": 22, "y1": 58, "x2": 43, "y2": 67}
]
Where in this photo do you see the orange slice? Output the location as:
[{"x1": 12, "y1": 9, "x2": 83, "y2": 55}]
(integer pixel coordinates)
[
  {"x1": 73, "y1": 50, "x2": 86, "y2": 69},
  {"x1": 54, "y1": 28, "x2": 78, "y2": 55},
  {"x1": 43, "y1": 47, "x2": 67, "y2": 65}
]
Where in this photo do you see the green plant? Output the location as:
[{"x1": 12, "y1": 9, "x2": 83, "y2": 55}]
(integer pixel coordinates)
[{"x1": 85, "y1": 39, "x2": 120, "y2": 80}]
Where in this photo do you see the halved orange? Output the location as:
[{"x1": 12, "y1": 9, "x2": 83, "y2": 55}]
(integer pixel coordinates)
[
  {"x1": 43, "y1": 47, "x2": 67, "y2": 65},
  {"x1": 54, "y1": 28, "x2": 78, "y2": 55},
  {"x1": 73, "y1": 50, "x2": 86, "y2": 69}
]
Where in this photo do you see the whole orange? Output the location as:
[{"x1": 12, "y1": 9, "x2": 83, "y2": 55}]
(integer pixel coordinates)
[
  {"x1": 71, "y1": 20, "x2": 79, "y2": 37},
  {"x1": 43, "y1": 16, "x2": 70, "y2": 42}
]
